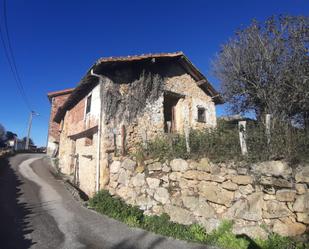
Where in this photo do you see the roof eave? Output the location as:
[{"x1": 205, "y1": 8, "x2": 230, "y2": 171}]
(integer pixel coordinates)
[{"x1": 178, "y1": 54, "x2": 224, "y2": 104}]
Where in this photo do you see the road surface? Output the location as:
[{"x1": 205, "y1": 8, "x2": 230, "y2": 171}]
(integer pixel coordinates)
[{"x1": 0, "y1": 153, "x2": 214, "y2": 249}]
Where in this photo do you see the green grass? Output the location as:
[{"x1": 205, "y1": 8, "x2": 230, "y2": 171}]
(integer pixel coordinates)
[{"x1": 89, "y1": 190, "x2": 307, "y2": 249}]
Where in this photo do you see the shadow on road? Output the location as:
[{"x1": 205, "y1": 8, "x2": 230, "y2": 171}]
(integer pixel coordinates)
[
  {"x1": 108, "y1": 231, "x2": 209, "y2": 249},
  {"x1": 0, "y1": 157, "x2": 36, "y2": 249}
]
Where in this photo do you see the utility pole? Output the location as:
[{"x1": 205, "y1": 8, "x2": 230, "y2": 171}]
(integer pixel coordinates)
[{"x1": 25, "y1": 111, "x2": 39, "y2": 150}]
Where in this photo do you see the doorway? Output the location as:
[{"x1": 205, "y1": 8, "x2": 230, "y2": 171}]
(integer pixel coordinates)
[{"x1": 163, "y1": 93, "x2": 180, "y2": 133}]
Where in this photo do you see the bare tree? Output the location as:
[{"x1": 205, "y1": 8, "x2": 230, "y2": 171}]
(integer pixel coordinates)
[{"x1": 212, "y1": 15, "x2": 309, "y2": 127}]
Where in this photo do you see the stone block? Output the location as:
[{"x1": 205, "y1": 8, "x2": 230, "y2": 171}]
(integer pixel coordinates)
[
  {"x1": 169, "y1": 172, "x2": 182, "y2": 181},
  {"x1": 221, "y1": 180, "x2": 238, "y2": 191},
  {"x1": 121, "y1": 158, "x2": 136, "y2": 172},
  {"x1": 251, "y1": 160, "x2": 292, "y2": 179},
  {"x1": 239, "y1": 184, "x2": 254, "y2": 195},
  {"x1": 263, "y1": 200, "x2": 293, "y2": 218},
  {"x1": 260, "y1": 176, "x2": 293, "y2": 188},
  {"x1": 110, "y1": 161, "x2": 121, "y2": 173},
  {"x1": 182, "y1": 170, "x2": 200, "y2": 179},
  {"x1": 293, "y1": 192, "x2": 309, "y2": 212},
  {"x1": 164, "y1": 204, "x2": 196, "y2": 225},
  {"x1": 295, "y1": 166, "x2": 309, "y2": 184},
  {"x1": 154, "y1": 187, "x2": 169, "y2": 204},
  {"x1": 296, "y1": 212, "x2": 309, "y2": 224},
  {"x1": 231, "y1": 175, "x2": 253, "y2": 185},
  {"x1": 196, "y1": 158, "x2": 211, "y2": 172},
  {"x1": 276, "y1": 189, "x2": 296, "y2": 202},
  {"x1": 131, "y1": 173, "x2": 145, "y2": 187},
  {"x1": 146, "y1": 177, "x2": 161, "y2": 189},
  {"x1": 198, "y1": 181, "x2": 234, "y2": 207},
  {"x1": 273, "y1": 218, "x2": 306, "y2": 237},
  {"x1": 170, "y1": 158, "x2": 188, "y2": 172},
  {"x1": 295, "y1": 184, "x2": 307, "y2": 194},
  {"x1": 148, "y1": 162, "x2": 162, "y2": 171}
]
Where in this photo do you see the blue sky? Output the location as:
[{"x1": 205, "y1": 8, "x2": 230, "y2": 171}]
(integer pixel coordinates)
[{"x1": 0, "y1": 0, "x2": 308, "y2": 146}]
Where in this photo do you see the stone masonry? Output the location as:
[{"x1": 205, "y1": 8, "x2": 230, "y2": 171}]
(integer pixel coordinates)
[
  {"x1": 50, "y1": 52, "x2": 222, "y2": 199},
  {"x1": 107, "y1": 157, "x2": 309, "y2": 239}
]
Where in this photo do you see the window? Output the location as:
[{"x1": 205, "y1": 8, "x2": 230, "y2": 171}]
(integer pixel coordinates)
[
  {"x1": 197, "y1": 107, "x2": 206, "y2": 123},
  {"x1": 86, "y1": 94, "x2": 92, "y2": 114}
]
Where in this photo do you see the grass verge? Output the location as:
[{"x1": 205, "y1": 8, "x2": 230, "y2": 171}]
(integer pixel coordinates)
[{"x1": 89, "y1": 190, "x2": 307, "y2": 249}]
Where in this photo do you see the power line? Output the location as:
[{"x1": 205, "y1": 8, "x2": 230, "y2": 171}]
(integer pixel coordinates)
[{"x1": 0, "y1": 0, "x2": 32, "y2": 110}]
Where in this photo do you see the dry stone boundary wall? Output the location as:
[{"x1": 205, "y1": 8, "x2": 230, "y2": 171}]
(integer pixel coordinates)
[{"x1": 107, "y1": 157, "x2": 309, "y2": 239}]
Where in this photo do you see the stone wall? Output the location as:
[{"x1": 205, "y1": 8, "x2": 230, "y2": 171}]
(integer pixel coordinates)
[
  {"x1": 107, "y1": 157, "x2": 309, "y2": 239},
  {"x1": 104, "y1": 71, "x2": 217, "y2": 153},
  {"x1": 165, "y1": 73, "x2": 217, "y2": 130}
]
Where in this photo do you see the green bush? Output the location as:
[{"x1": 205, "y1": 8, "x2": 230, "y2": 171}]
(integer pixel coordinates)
[
  {"x1": 189, "y1": 120, "x2": 240, "y2": 162},
  {"x1": 89, "y1": 190, "x2": 307, "y2": 249},
  {"x1": 89, "y1": 190, "x2": 143, "y2": 223},
  {"x1": 146, "y1": 135, "x2": 189, "y2": 160},
  {"x1": 205, "y1": 220, "x2": 249, "y2": 249},
  {"x1": 138, "y1": 119, "x2": 309, "y2": 164},
  {"x1": 256, "y1": 233, "x2": 308, "y2": 249},
  {"x1": 142, "y1": 213, "x2": 194, "y2": 241}
]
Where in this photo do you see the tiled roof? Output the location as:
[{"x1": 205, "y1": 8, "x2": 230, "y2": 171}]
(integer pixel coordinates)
[
  {"x1": 52, "y1": 52, "x2": 224, "y2": 123},
  {"x1": 47, "y1": 88, "x2": 75, "y2": 101},
  {"x1": 95, "y1": 51, "x2": 184, "y2": 65}
]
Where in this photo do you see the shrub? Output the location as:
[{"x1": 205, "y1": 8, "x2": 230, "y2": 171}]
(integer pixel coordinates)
[
  {"x1": 138, "y1": 119, "x2": 309, "y2": 164},
  {"x1": 89, "y1": 190, "x2": 144, "y2": 223},
  {"x1": 205, "y1": 220, "x2": 249, "y2": 249},
  {"x1": 256, "y1": 233, "x2": 308, "y2": 249},
  {"x1": 146, "y1": 134, "x2": 188, "y2": 160},
  {"x1": 189, "y1": 120, "x2": 240, "y2": 162},
  {"x1": 246, "y1": 121, "x2": 309, "y2": 164},
  {"x1": 142, "y1": 213, "x2": 193, "y2": 241}
]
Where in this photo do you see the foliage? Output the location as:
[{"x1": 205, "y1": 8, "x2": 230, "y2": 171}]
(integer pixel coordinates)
[
  {"x1": 139, "y1": 119, "x2": 309, "y2": 164},
  {"x1": 89, "y1": 190, "x2": 307, "y2": 249},
  {"x1": 205, "y1": 220, "x2": 249, "y2": 249},
  {"x1": 189, "y1": 120, "x2": 240, "y2": 162},
  {"x1": 142, "y1": 120, "x2": 240, "y2": 162},
  {"x1": 212, "y1": 15, "x2": 309, "y2": 128},
  {"x1": 102, "y1": 70, "x2": 164, "y2": 123},
  {"x1": 142, "y1": 213, "x2": 195, "y2": 241},
  {"x1": 146, "y1": 135, "x2": 189, "y2": 160},
  {"x1": 89, "y1": 190, "x2": 143, "y2": 222},
  {"x1": 255, "y1": 233, "x2": 308, "y2": 249},
  {"x1": 246, "y1": 121, "x2": 309, "y2": 163}
]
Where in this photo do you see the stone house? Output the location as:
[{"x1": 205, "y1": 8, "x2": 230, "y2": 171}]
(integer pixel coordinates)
[{"x1": 47, "y1": 52, "x2": 223, "y2": 196}]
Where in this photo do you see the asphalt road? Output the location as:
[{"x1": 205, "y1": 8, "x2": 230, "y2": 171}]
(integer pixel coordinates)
[{"x1": 0, "y1": 153, "x2": 215, "y2": 249}]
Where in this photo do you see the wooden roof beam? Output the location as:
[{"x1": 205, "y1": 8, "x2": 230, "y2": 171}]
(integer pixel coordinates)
[{"x1": 196, "y1": 79, "x2": 208, "y2": 86}]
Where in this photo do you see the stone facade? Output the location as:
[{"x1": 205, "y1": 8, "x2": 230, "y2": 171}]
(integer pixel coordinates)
[
  {"x1": 107, "y1": 70, "x2": 217, "y2": 153},
  {"x1": 51, "y1": 52, "x2": 221, "y2": 198},
  {"x1": 107, "y1": 158, "x2": 309, "y2": 239},
  {"x1": 165, "y1": 73, "x2": 217, "y2": 130}
]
